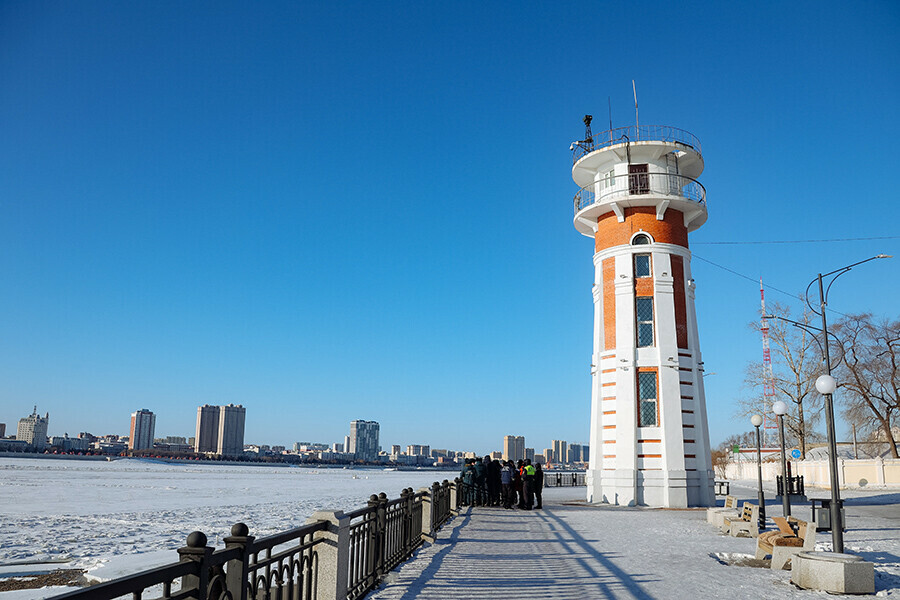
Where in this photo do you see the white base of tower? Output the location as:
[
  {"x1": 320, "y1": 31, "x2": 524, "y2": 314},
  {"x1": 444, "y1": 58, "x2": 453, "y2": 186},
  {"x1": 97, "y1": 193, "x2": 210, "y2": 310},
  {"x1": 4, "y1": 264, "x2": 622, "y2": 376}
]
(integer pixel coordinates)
[{"x1": 586, "y1": 468, "x2": 715, "y2": 508}]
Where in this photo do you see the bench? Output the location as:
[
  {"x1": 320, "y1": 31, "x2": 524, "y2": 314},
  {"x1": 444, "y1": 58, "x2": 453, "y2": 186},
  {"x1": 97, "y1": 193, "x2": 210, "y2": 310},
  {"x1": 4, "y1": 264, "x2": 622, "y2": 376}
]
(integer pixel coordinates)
[
  {"x1": 706, "y1": 495, "x2": 739, "y2": 528},
  {"x1": 755, "y1": 516, "x2": 817, "y2": 570},
  {"x1": 722, "y1": 502, "x2": 760, "y2": 537}
]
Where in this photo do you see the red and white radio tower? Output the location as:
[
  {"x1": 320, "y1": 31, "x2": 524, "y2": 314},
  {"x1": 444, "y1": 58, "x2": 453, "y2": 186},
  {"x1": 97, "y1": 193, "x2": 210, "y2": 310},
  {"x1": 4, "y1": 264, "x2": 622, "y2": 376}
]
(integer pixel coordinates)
[{"x1": 760, "y1": 280, "x2": 778, "y2": 446}]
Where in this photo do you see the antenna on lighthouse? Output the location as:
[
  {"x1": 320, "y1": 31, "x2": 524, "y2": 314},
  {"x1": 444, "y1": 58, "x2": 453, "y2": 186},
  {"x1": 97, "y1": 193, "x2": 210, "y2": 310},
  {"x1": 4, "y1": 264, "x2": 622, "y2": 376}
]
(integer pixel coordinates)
[
  {"x1": 583, "y1": 115, "x2": 593, "y2": 150},
  {"x1": 632, "y1": 80, "x2": 639, "y2": 130}
]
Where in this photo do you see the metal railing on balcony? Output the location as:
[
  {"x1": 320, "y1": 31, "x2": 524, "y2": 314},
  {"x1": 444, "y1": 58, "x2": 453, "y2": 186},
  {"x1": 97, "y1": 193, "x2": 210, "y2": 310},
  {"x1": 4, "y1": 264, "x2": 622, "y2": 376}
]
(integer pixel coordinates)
[
  {"x1": 573, "y1": 171, "x2": 706, "y2": 215},
  {"x1": 572, "y1": 125, "x2": 702, "y2": 163}
]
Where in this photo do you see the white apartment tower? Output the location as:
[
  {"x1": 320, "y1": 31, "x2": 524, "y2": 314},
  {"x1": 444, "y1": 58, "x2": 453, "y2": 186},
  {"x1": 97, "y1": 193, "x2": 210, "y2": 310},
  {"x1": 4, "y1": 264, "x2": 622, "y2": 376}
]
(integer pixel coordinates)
[
  {"x1": 349, "y1": 420, "x2": 379, "y2": 462},
  {"x1": 17, "y1": 406, "x2": 49, "y2": 449},
  {"x1": 194, "y1": 404, "x2": 219, "y2": 453},
  {"x1": 502, "y1": 435, "x2": 525, "y2": 461},
  {"x1": 570, "y1": 118, "x2": 715, "y2": 507},
  {"x1": 217, "y1": 404, "x2": 246, "y2": 457},
  {"x1": 129, "y1": 409, "x2": 156, "y2": 451}
]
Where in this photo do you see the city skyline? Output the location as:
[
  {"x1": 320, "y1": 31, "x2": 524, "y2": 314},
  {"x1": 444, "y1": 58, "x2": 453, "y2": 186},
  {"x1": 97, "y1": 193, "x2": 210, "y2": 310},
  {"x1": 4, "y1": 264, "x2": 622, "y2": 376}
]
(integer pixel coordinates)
[{"x1": 1, "y1": 3, "x2": 898, "y2": 452}]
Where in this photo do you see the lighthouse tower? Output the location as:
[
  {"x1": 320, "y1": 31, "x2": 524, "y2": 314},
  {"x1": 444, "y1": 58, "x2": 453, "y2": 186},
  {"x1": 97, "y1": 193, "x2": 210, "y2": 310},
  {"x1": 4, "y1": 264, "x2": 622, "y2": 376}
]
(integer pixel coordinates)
[{"x1": 571, "y1": 119, "x2": 715, "y2": 507}]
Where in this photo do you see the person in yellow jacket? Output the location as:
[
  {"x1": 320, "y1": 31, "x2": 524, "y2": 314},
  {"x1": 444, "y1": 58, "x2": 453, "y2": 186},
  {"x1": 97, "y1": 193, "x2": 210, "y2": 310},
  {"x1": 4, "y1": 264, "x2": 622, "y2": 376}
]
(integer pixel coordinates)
[{"x1": 522, "y1": 459, "x2": 536, "y2": 510}]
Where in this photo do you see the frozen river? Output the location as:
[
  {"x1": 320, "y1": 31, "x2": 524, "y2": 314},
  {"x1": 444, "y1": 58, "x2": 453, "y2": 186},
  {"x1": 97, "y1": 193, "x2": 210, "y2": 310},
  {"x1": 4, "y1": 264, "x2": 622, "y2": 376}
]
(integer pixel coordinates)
[{"x1": 0, "y1": 456, "x2": 454, "y2": 595}]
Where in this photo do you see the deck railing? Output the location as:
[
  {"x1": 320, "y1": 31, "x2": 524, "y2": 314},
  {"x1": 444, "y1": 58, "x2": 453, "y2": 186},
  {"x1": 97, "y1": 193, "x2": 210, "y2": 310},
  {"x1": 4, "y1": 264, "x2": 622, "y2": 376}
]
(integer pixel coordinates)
[
  {"x1": 51, "y1": 479, "x2": 460, "y2": 600},
  {"x1": 572, "y1": 125, "x2": 702, "y2": 163},
  {"x1": 573, "y1": 172, "x2": 706, "y2": 215}
]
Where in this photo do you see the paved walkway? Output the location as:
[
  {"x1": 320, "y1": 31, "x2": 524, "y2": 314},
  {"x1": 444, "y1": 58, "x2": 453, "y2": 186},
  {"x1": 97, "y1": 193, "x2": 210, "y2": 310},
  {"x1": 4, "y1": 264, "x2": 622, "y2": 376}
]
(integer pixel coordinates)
[{"x1": 366, "y1": 486, "x2": 900, "y2": 600}]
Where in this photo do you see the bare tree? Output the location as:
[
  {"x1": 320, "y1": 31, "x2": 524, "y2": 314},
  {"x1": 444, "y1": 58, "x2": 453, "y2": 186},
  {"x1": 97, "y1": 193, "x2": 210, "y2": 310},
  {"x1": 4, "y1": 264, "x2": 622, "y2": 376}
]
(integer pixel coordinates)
[
  {"x1": 739, "y1": 302, "x2": 823, "y2": 458},
  {"x1": 833, "y1": 314, "x2": 899, "y2": 458}
]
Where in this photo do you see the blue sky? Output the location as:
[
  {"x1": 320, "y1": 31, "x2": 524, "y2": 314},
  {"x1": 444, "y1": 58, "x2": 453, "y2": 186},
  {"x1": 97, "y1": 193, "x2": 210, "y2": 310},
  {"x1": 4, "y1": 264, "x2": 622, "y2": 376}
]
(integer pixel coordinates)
[{"x1": 1, "y1": 1, "x2": 898, "y2": 454}]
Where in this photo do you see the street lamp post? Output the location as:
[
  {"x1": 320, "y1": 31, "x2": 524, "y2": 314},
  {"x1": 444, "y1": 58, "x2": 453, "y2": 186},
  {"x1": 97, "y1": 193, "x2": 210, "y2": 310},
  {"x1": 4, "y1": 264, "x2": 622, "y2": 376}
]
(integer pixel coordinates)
[
  {"x1": 772, "y1": 401, "x2": 791, "y2": 517},
  {"x1": 751, "y1": 414, "x2": 766, "y2": 531},
  {"x1": 805, "y1": 254, "x2": 891, "y2": 554}
]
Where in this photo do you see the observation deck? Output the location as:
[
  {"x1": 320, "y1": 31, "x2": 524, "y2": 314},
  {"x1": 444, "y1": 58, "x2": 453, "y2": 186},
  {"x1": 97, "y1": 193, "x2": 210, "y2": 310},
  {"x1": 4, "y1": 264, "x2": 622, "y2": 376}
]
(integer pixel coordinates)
[{"x1": 571, "y1": 125, "x2": 707, "y2": 237}]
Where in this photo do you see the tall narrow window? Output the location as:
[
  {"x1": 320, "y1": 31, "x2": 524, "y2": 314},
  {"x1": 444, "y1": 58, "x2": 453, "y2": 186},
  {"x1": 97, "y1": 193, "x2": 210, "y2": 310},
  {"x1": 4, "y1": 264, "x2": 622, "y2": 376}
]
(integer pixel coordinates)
[
  {"x1": 636, "y1": 296, "x2": 654, "y2": 347},
  {"x1": 601, "y1": 168, "x2": 615, "y2": 190},
  {"x1": 638, "y1": 371, "x2": 658, "y2": 427},
  {"x1": 634, "y1": 254, "x2": 651, "y2": 278}
]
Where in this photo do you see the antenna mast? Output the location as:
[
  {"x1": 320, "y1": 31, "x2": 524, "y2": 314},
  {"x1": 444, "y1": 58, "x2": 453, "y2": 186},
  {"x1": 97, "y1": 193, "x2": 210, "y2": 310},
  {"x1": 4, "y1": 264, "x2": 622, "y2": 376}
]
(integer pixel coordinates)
[
  {"x1": 760, "y1": 280, "x2": 777, "y2": 446},
  {"x1": 632, "y1": 79, "x2": 639, "y2": 130}
]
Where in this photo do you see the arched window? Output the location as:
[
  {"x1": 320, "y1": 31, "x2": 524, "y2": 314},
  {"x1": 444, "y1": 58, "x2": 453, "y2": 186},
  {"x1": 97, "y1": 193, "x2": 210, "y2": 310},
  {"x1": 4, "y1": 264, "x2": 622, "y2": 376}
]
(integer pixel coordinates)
[{"x1": 632, "y1": 233, "x2": 652, "y2": 245}]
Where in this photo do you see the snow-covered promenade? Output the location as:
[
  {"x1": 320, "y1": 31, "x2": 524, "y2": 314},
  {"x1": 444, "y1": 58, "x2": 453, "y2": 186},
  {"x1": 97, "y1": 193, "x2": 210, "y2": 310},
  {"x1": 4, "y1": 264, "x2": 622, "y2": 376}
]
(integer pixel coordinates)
[{"x1": 368, "y1": 484, "x2": 900, "y2": 600}]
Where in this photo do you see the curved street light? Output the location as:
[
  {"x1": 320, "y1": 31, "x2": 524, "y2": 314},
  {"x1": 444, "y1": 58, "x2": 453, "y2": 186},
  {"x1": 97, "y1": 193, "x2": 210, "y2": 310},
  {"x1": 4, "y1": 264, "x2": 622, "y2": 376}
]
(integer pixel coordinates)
[
  {"x1": 805, "y1": 254, "x2": 891, "y2": 554},
  {"x1": 772, "y1": 400, "x2": 791, "y2": 518},
  {"x1": 751, "y1": 414, "x2": 766, "y2": 531}
]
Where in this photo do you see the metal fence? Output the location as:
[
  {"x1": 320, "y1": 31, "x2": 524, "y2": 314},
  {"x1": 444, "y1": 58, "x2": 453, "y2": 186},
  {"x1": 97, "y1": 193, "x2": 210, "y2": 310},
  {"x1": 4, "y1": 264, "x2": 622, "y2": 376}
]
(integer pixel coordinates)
[
  {"x1": 544, "y1": 472, "x2": 586, "y2": 487},
  {"x1": 51, "y1": 479, "x2": 461, "y2": 600},
  {"x1": 573, "y1": 172, "x2": 706, "y2": 215},
  {"x1": 572, "y1": 125, "x2": 702, "y2": 163}
]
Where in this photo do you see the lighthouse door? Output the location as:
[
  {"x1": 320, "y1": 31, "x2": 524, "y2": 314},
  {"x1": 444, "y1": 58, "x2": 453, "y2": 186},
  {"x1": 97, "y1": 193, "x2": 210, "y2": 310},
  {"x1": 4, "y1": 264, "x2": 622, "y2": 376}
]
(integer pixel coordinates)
[{"x1": 629, "y1": 163, "x2": 649, "y2": 194}]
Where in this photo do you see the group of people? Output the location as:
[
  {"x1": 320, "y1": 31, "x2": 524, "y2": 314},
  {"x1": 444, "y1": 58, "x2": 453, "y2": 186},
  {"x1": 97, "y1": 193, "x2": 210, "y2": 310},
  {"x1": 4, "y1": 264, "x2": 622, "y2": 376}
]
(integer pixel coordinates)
[{"x1": 459, "y1": 456, "x2": 543, "y2": 510}]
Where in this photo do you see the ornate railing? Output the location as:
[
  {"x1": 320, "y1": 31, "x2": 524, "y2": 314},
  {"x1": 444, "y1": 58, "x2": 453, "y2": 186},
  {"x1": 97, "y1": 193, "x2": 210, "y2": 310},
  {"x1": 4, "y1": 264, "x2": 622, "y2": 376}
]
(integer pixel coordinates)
[
  {"x1": 51, "y1": 479, "x2": 460, "y2": 600},
  {"x1": 572, "y1": 125, "x2": 702, "y2": 163},
  {"x1": 573, "y1": 172, "x2": 706, "y2": 215},
  {"x1": 544, "y1": 472, "x2": 586, "y2": 487}
]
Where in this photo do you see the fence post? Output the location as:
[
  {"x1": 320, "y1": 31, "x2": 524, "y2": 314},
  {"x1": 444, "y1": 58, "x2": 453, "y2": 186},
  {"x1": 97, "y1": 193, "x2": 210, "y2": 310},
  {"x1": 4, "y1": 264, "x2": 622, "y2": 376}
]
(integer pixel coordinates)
[
  {"x1": 875, "y1": 457, "x2": 885, "y2": 485},
  {"x1": 441, "y1": 480, "x2": 450, "y2": 525},
  {"x1": 375, "y1": 492, "x2": 388, "y2": 584},
  {"x1": 418, "y1": 483, "x2": 437, "y2": 543},
  {"x1": 223, "y1": 523, "x2": 254, "y2": 600},
  {"x1": 177, "y1": 531, "x2": 212, "y2": 600},
  {"x1": 305, "y1": 510, "x2": 349, "y2": 600},
  {"x1": 450, "y1": 478, "x2": 460, "y2": 515}
]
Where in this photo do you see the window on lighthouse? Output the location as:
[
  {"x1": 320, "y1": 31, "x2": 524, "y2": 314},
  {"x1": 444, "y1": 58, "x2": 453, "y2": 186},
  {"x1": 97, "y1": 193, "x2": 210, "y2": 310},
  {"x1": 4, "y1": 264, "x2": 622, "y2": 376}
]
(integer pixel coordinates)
[
  {"x1": 638, "y1": 371, "x2": 658, "y2": 427},
  {"x1": 634, "y1": 254, "x2": 651, "y2": 277},
  {"x1": 636, "y1": 297, "x2": 654, "y2": 347}
]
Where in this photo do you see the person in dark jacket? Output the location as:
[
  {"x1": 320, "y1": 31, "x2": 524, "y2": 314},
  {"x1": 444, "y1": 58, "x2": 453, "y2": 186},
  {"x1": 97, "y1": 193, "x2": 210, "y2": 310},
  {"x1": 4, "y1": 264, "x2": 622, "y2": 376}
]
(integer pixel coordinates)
[
  {"x1": 487, "y1": 458, "x2": 501, "y2": 506},
  {"x1": 533, "y1": 462, "x2": 544, "y2": 509},
  {"x1": 514, "y1": 460, "x2": 525, "y2": 509},
  {"x1": 461, "y1": 459, "x2": 475, "y2": 505},
  {"x1": 522, "y1": 459, "x2": 536, "y2": 510},
  {"x1": 473, "y1": 457, "x2": 487, "y2": 506}
]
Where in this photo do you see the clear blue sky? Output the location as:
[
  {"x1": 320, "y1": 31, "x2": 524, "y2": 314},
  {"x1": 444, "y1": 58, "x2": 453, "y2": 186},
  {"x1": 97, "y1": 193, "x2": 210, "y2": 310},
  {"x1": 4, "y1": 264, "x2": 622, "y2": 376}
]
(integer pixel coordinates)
[{"x1": 1, "y1": 1, "x2": 898, "y2": 454}]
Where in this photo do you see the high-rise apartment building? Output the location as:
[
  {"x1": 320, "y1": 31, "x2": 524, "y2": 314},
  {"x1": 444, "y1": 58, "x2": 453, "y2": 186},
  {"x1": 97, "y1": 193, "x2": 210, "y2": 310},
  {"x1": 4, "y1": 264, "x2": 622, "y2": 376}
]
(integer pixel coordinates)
[
  {"x1": 195, "y1": 405, "x2": 220, "y2": 453},
  {"x1": 0, "y1": 423, "x2": 6, "y2": 438},
  {"x1": 568, "y1": 443, "x2": 583, "y2": 463},
  {"x1": 544, "y1": 448, "x2": 554, "y2": 463},
  {"x1": 17, "y1": 407, "x2": 49, "y2": 449},
  {"x1": 552, "y1": 440, "x2": 568, "y2": 465},
  {"x1": 349, "y1": 420, "x2": 379, "y2": 461},
  {"x1": 525, "y1": 447, "x2": 535, "y2": 462},
  {"x1": 406, "y1": 444, "x2": 430, "y2": 457},
  {"x1": 217, "y1": 404, "x2": 246, "y2": 457},
  {"x1": 391, "y1": 445, "x2": 402, "y2": 455},
  {"x1": 503, "y1": 435, "x2": 525, "y2": 461},
  {"x1": 129, "y1": 409, "x2": 156, "y2": 451}
]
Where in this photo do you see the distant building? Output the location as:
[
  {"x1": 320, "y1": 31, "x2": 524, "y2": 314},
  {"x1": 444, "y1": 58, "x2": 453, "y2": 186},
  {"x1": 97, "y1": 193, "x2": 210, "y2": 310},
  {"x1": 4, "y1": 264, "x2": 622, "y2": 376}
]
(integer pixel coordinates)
[
  {"x1": 552, "y1": 440, "x2": 568, "y2": 464},
  {"x1": 490, "y1": 451, "x2": 503, "y2": 460},
  {"x1": 129, "y1": 409, "x2": 156, "y2": 451},
  {"x1": 406, "y1": 444, "x2": 430, "y2": 457},
  {"x1": 0, "y1": 423, "x2": 6, "y2": 438},
  {"x1": 568, "y1": 443, "x2": 583, "y2": 463},
  {"x1": 195, "y1": 405, "x2": 220, "y2": 453},
  {"x1": 349, "y1": 420, "x2": 380, "y2": 461},
  {"x1": 503, "y1": 435, "x2": 525, "y2": 461},
  {"x1": 525, "y1": 447, "x2": 535, "y2": 462},
  {"x1": 17, "y1": 407, "x2": 49, "y2": 449},
  {"x1": 332, "y1": 442, "x2": 344, "y2": 453},
  {"x1": 431, "y1": 448, "x2": 448, "y2": 458},
  {"x1": 544, "y1": 448, "x2": 554, "y2": 463},
  {"x1": 391, "y1": 444, "x2": 402, "y2": 455},
  {"x1": 582, "y1": 445, "x2": 590, "y2": 462},
  {"x1": 50, "y1": 435, "x2": 90, "y2": 452},
  {"x1": 217, "y1": 404, "x2": 246, "y2": 457},
  {"x1": 534, "y1": 453, "x2": 545, "y2": 465}
]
